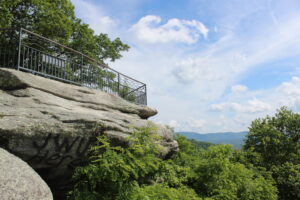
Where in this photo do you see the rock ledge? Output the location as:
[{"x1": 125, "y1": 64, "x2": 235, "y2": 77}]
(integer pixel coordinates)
[{"x1": 0, "y1": 68, "x2": 178, "y2": 197}]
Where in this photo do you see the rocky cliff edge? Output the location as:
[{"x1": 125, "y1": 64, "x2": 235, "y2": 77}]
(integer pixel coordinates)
[{"x1": 0, "y1": 68, "x2": 178, "y2": 197}]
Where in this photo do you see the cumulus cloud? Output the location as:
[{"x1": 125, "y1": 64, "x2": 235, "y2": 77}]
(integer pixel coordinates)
[
  {"x1": 231, "y1": 85, "x2": 248, "y2": 93},
  {"x1": 131, "y1": 15, "x2": 209, "y2": 44},
  {"x1": 276, "y1": 76, "x2": 300, "y2": 110},
  {"x1": 72, "y1": 0, "x2": 300, "y2": 133},
  {"x1": 172, "y1": 59, "x2": 202, "y2": 84},
  {"x1": 187, "y1": 118, "x2": 206, "y2": 130},
  {"x1": 164, "y1": 118, "x2": 206, "y2": 132},
  {"x1": 246, "y1": 99, "x2": 272, "y2": 113},
  {"x1": 207, "y1": 76, "x2": 300, "y2": 131},
  {"x1": 172, "y1": 57, "x2": 222, "y2": 84},
  {"x1": 71, "y1": 0, "x2": 117, "y2": 35},
  {"x1": 168, "y1": 120, "x2": 179, "y2": 128},
  {"x1": 210, "y1": 98, "x2": 271, "y2": 113},
  {"x1": 278, "y1": 76, "x2": 300, "y2": 96}
]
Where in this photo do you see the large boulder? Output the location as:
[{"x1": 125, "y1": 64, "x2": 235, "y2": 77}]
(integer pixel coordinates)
[
  {"x1": 0, "y1": 68, "x2": 178, "y2": 198},
  {"x1": 0, "y1": 148, "x2": 53, "y2": 200}
]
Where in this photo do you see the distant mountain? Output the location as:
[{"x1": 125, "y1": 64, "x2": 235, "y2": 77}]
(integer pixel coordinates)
[
  {"x1": 177, "y1": 131, "x2": 248, "y2": 148},
  {"x1": 188, "y1": 139, "x2": 215, "y2": 149}
]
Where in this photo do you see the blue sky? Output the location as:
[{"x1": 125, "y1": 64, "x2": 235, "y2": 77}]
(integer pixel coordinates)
[{"x1": 71, "y1": 0, "x2": 300, "y2": 133}]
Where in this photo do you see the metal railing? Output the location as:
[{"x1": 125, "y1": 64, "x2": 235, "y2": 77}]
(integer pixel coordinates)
[{"x1": 0, "y1": 28, "x2": 147, "y2": 105}]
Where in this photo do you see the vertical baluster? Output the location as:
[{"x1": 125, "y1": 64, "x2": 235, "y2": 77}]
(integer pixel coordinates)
[
  {"x1": 0, "y1": 47, "x2": 2, "y2": 67},
  {"x1": 17, "y1": 28, "x2": 22, "y2": 70},
  {"x1": 37, "y1": 51, "x2": 40, "y2": 72},
  {"x1": 80, "y1": 55, "x2": 83, "y2": 85},
  {"x1": 26, "y1": 46, "x2": 29, "y2": 69},
  {"x1": 34, "y1": 50, "x2": 37, "y2": 71},
  {"x1": 22, "y1": 45, "x2": 25, "y2": 69},
  {"x1": 41, "y1": 54, "x2": 44, "y2": 74},
  {"x1": 55, "y1": 57, "x2": 57, "y2": 78},
  {"x1": 46, "y1": 54, "x2": 49, "y2": 74}
]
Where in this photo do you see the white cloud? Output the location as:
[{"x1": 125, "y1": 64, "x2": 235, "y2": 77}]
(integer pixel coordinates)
[
  {"x1": 207, "y1": 76, "x2": 300, "y2": 131},
  {"x1": 246, "y1": 99, "x2": 272, "y2": 113},
  {"x1": 187, "y1": 118, "x2": 206, "y2": 130},
  {"x1": 127, "y1": 10, "x2": 300, "y2": 132},
  {"x1": 72, "y1": 0, "x2": 300, "y2": 133},
  {"x1": 168, "y1": 120, "x2": 179, "y2": 128},
  {"x1": 210, "y1": 103, "x2": 227, "y2": 111},
  {"x1": 164, "y1": 118, "x2": 206, "y2": 132},
  {"x1": 231, "y1": 85, "x2": 248, "y2": 93},
  {"x1": 276, "y1": 76, "x2": 300, "y2": 110},
  {"x1": 278, "y1": 76, "x2": 300, "y2": 96},
  {"x1": 172, "y1": 57, "x2": 222, "y2": 84},
  {"x1": 71, "y1": 0, "x2": 117, "y2": 35},
  {"x1": 210, "y1": 98, "x2": 271, "y2": 113},
  {"x1": 131, "y1": 15, "x2": 209, "y2": 44}
]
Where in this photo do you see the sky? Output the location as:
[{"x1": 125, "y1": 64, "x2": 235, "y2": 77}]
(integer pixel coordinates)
[{"x1": 71, "y1": 0, "x2": 300, "y2": 133}]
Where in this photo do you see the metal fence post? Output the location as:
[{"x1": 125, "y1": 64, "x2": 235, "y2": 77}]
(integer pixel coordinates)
[
  {"x1": 81, "y1": 54, "x2": 83, "y2": 84},
  {"x1": 17, "y1": 28, "x2": 22, "y2": 70},
  {"x1": 118, "y1": 73, "x2": 120, "y2": 96},
  {"x1": 145, "y1": 84, "x2": 147, "y2": 105}
]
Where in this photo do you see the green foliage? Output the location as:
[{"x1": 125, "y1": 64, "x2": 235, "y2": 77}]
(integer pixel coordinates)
[
  {"x1": 0, "y1": 0, "x2": 132, "y2": 100},
  {"x1": 0, "y1": 0, "x2": 129, "y2": 62},
  {"x1": 172, "y1": 135, "x2": 277, "y2": 200},
  {"x1": 190, "y1": 139, "x2": 215, "y2": 149},
  {"x1": 244, "y1": 107, "x2": 300, "y2": 200},
  {"x1": 69, "y1": 127, "x2": 278, "y2": 200},
  {"x1": 132, "y1": 185, "x2": 201, "y2": 200},
  {"x1": 189, "y1": 145, "x2": 277, "y2": 200},
  {"x1": 245, "y1": 107, "x2": 300, "y2": 167},
  {"x1": 271, "y1": 162, "x2": 300, "y2": 200},
  {"x1": 69, "y1": 127, "x2": 163, "y2": 200},
  {"x1": 0, "y1": 0, "x2": 75, "y2": 43},
  {"x1": 95, "y1": 33, "x2": 130, "y2": 62},
  {"x1": 118, "y1": 83, "x2": 137, "y2": 102}
]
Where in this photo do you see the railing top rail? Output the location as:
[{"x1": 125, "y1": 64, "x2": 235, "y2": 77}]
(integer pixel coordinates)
[
  {"x1": 0, "y1": 27, "x2": 147, "y2": 105},
  {"x1": 20, "y1": 28, "x2": 146, "y2": 86}
]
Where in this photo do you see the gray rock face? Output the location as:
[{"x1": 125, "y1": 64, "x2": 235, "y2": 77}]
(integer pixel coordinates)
[
  {"x1": 0, "y1": 68, "x2": 178, "y2": 197},
  {"x1": 0, "y1": 148, "x2": 53, "y2": 200}
]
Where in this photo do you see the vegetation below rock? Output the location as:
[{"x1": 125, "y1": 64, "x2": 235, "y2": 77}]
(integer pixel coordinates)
[
  {"x1": 68, "y1": 126, "x2": 278, "y2": 200},
  {"x1": 69, "y1": 107, "x2": 300, "y2": 200}
]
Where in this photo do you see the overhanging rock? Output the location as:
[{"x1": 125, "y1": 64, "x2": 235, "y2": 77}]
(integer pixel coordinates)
[{"x1": 0, "y1": 68, "x2": 178, "y2": 197}]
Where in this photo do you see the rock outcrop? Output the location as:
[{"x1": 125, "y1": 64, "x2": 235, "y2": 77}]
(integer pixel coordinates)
[
  {"x1": 0, "y1": 148, "x2": 53, "y2": 200},
  {"x1": 0, "y1": 68, "x2": 178, "y2": 198}
]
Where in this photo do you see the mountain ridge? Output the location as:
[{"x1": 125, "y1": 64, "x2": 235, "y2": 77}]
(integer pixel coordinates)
[{"x1": 177, "y1": 131, "x2": 248, "y2": 148}]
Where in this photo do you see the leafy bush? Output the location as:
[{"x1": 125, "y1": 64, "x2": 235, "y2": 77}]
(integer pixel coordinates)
[
  {"x1": 244, "y1": 107, "x2": 300, "y2": 200},
  {"x1": 189, "y1": 145, "x2": 277, "y2": 200},
  {"x1": 132, "y1": 185, "x2": 201, "y2": 200},
  {"x1": 69, "y1": 127, "x2": 163, "y2": 200},
  {"x1": 69, "y1": 126, "x2": 278, "y2": 200}
]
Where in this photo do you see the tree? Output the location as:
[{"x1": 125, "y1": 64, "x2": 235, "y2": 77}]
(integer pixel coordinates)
[
  {"x1": 0, "y1": 0, "x2": 129, "y2": 62},
  {"x1": 0, "y1": 0, "x2": 130, "y2": 99},
  {"x1": 244, "y1": 107, "x2": 300, "y2": 167},
  {"x1": 0, "y1": 0, "x2": 75, "y2": 43},
  {"x1": 187, "y1": 145, "x2": 277, "y2": 200},
  {"x1": 272, "y1": 163, "x2": 300, "y2": 200},
  {"x1": 244, "y1": 107, "x2": 300, "y2": 200}
]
